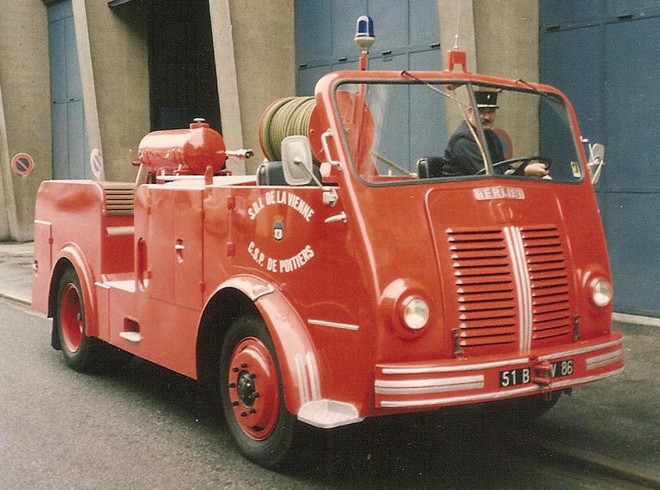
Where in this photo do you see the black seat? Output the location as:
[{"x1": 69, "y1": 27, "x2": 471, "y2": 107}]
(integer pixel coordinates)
[
  {"x1": 256, "y1": 160, "x2": 322, "y2": 186},
  {"x1": 416, "y1": 156, "x2": 448, "y2": 178}
]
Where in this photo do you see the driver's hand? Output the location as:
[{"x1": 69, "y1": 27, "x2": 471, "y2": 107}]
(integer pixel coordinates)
[{"x1": 524, "y1": 162, "x2": 549, "y2": 177}]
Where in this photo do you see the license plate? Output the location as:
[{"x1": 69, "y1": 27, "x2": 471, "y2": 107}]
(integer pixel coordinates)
[{"x1": 499, "y1": 359, "x2": 574, "y2": 387}]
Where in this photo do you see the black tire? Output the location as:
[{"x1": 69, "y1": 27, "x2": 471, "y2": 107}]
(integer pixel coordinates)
[
  {"x1": 481, "y1": 392, "x2": 561, "y2": 421},
  {"x1": 54, "y1": 268, "x2": 102, "y2": 373},
  {"x1": 219, "y1": 315, "x2": 300, "y2": 469}
]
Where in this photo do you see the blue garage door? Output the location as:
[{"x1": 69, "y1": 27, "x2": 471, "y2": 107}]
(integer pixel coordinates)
[
  {"x1": 295, "y1": 0, "x2": 441, "y2": 95},
  {"x1": 540, "y1": 1, "x2": 660, "y2": 317},
  {"x1": 48, "y1": 0, "x2": 91, "y2": 180}
]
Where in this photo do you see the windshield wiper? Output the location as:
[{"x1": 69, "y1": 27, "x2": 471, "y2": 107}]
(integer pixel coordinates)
[{"x1": 514, "y1": 79, "x2": 558, "y2": 102}]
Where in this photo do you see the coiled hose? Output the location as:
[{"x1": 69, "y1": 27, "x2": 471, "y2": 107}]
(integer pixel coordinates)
[{"x1": 259, "y1": 96, "x2": 316, "y2": 161}]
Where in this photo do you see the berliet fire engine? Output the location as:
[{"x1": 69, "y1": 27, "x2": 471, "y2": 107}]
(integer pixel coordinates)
[{"x1": 32, "y1": 18, "x2": 623, "y2": 468}]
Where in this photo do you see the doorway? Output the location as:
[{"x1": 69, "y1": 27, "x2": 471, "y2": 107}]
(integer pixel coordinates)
[{"x1": 148, "y1": 0, "x2": 221, "y2": 132}]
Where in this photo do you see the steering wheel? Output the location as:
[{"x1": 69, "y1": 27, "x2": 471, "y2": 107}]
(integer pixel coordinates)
[{"x1": 477, "y1": 155, "x2": 552, "y2": 175}]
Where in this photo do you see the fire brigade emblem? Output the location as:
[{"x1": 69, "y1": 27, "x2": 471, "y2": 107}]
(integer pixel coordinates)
[{"x1": 273, "y1": 215, "x2": 284, "y2": 241}]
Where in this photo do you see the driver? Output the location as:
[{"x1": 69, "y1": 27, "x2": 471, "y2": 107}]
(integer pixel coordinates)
[{"x1": 443, "y1": 90, "x2": 549, "y2": 177}]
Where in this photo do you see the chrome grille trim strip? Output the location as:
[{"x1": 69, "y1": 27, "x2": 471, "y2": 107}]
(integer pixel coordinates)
[
  {"x1": 308, "y1": 319, "x2": 360, "y2": 331},
  {"x1": 505, "y1": 226, "x2": 533, "y2": 351},
  {"x1": 380, "y1": 358, "x2": 530, "y2": 375},
  {"x1": 376, "y1": 374, "x2": 484, "y2": 390},
  {"x1": 538, "y1": 338, "x2": 623, "y2": 361},
  {"x1": 586, "y1": 350, "x2": 624, "y2": 370}
]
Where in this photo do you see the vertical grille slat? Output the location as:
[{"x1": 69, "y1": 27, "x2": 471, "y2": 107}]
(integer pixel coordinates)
[{"x1": 448, "y1": 225, "x2": 572, "y2": 352}]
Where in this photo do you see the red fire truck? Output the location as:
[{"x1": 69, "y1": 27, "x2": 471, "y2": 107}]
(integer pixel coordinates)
[{"x1": 32, "y1": 18, "x2": 622, "y2": 468}]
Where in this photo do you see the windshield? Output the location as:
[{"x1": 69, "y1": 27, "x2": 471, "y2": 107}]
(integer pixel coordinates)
[{"x1": 333, "y1": 79, "x2": 584, "y2": 185}]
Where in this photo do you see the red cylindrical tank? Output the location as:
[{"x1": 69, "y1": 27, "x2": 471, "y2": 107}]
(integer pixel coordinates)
[{"x1": 137, "y1": 120, "x2": 227, "y2": 175}]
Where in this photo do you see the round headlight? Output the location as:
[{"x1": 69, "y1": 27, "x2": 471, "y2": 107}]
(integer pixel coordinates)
[
  {"x1": 402, "y1": 297, "x2": 430, "y2": 330},
  {"x1": 592, "y1": 279, "x2": 613, "y2": 307}
]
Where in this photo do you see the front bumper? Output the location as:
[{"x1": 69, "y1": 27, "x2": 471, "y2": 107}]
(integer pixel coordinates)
[{"x1": 374, "y1": 333, "x2": 624, "y2": 409}]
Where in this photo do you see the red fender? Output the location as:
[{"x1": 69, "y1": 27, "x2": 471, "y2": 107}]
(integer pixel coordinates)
[
  {"x1": 51, "y1": 244, "x2": 99, "y2": 338},
  {"x1": 214, "y1": 275, "x2": 321, "y2": 416}
]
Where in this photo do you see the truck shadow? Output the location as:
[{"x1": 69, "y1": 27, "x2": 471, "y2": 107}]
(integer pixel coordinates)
[
  {"x1": 107, "y1": 356, "x2": 537, "y2": 488},
  {"x1": 287, "y1": 410, "x2": 527, "y2": 488}
]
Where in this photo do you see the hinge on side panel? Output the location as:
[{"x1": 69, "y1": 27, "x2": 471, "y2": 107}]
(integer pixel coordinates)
[
  {"x1": 227, "y1": 196, "x2": 236, "y2": 210},
  {"x1": 452, "y1": 328, "x2": 464, "y2": 357},
  {"x1": 572, "y1": 315, "x2": 580, "y2": 341}
]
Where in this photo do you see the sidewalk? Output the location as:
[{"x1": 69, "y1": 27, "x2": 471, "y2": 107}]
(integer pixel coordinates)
[{"x1": 0, "y1": 241, "x2": 34, "y2": 306}]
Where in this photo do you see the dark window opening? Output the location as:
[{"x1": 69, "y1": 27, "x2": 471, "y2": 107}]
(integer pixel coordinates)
[{"x1": 147, "y1": 0, "x2": 221, "y2": 132}]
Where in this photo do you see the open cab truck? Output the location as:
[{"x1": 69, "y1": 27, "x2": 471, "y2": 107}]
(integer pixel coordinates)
[{"x1": 32, "y1": 18, "x2": 622, "y2": 468}]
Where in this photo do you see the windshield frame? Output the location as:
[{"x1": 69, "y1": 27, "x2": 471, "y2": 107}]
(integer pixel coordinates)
[{"x1": 327, "y1": 71, "x2": 586, "y2": 188}]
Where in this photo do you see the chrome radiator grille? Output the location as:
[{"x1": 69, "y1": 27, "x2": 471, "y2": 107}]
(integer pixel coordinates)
[{"x1": 448, "y1": 225, "x2": 572, "y2": 352}]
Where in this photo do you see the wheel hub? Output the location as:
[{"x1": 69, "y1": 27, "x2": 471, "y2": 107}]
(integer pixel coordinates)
[
  {"x1": 236, "y1": 370, "x2": 258, "y2": 408},
  {"x1": 227, "y1": 336, "x2": 280, "y2": 441}
]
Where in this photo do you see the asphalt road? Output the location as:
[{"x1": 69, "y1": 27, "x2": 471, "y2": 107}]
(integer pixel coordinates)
[{"x1": 1, "y1": 300, "x2": 658, "y2": 489}]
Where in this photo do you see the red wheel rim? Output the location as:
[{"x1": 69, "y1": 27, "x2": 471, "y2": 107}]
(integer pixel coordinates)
[
  {"x1": 60, "y1": 283, "x2": 83, "y2": 353},
  {"x1": 227, "y1": 336, "x2": 280, "y2": 441}
]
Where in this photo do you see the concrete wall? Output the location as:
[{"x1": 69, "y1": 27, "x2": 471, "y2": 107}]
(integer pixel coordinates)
[
  {"x1": 78, "y1": 0, "x2": 150, "y2": 182},
  {"x1": 211, "y1": 0, "x2": 295, "y2": 174},
  {"x1": 438, "y1": 0, "x2": 538, "y2": 77},
  {"x1": 0, "y1": 0, "x2": 52, "y2": 242},
  {"x1": 473, "y1": 0, "x2": 539, "y2": 80},
  {"x1": 0, "y1": 0, "x2": 150, "y2": 241}
]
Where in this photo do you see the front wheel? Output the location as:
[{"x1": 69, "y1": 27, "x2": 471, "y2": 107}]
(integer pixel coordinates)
[{"x1": 220, "y1": 315, "x2": 299, "y2": 468}]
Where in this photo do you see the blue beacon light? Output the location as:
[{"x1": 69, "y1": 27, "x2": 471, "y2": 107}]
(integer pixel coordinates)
[{"x1": 354, "y1": 15, "x2": 375, "y2": 52}]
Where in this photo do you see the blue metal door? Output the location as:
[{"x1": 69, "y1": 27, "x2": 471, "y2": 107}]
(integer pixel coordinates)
[
  {"x1": 540, "y1": 1, "x2": 660, "y2": 317},
  {"x1": 48, "y1": 0, "x2": 90, "y2": 180}
]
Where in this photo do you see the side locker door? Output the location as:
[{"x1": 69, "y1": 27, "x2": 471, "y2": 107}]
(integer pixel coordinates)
[
  {"x1": 147, "y1": 187, "x2": 204, "y2": 310},
  {"x1": 147, "y1": 187, "x2": 175, "y2": 302},
  {"x1": 173, "y1": 189, "x2": 204, "y2": 310}
]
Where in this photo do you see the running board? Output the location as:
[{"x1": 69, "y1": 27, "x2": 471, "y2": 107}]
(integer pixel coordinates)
[{"x1": 119, "y1": 331, "x2": 141, "y2": 343}]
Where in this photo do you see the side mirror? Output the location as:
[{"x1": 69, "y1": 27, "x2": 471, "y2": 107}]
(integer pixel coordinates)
[
  {"x1": 588, "y1": 142, "x2": 605, "y2": 184},
  {"x1": 281, "y1": 135, "x2": 316, "y2": 186}
]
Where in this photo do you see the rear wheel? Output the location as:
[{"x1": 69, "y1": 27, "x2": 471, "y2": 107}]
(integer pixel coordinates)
[
  {"x1": 54, "y1": 268, "x2": 101, "y2": 372},
  {"x1": 220, "y1": 315, "x2": 299, "y2": 468}
]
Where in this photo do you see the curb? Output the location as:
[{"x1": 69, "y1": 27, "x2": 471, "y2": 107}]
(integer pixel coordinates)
[
  {"x1": 0, "y1": 292, "x2": 31, "y2": 307},
  {"x1": 510, "y1": 434, "x2": 660, "y2": 489}
]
